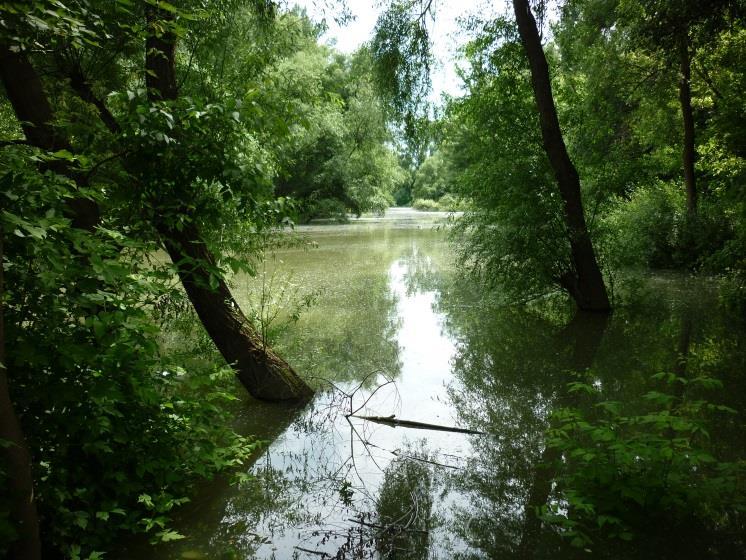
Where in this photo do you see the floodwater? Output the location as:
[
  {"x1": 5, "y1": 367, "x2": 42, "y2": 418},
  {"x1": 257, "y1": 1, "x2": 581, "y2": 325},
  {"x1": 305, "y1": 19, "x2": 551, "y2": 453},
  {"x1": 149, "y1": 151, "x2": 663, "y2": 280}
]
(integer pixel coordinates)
[{"x1": 137, "y1": 208, "x2": 746, "y2": 559}]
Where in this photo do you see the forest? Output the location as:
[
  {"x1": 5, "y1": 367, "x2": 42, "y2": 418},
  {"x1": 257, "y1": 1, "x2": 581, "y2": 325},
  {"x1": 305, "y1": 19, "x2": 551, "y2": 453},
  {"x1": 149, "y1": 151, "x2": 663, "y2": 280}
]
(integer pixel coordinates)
[{"x1": 1, "y1": 0, "x2": 744, "y2": 559}]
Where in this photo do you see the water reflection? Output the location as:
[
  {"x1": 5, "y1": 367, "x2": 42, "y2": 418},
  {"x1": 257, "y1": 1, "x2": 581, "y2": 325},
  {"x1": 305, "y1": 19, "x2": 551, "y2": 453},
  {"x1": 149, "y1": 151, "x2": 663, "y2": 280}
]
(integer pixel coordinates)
[
  {"x1": 376, "y1": 448, "x2": 434, "y2": 560},
  {"x1": 439, "y1": 278, "x2": 746, "y2": 559},
  {"x1": 130, "y1": 212, "x2": 745, "y2": 559},
  {"x1": 129, "y1": 214, "x2": 469, "y2": 559}
]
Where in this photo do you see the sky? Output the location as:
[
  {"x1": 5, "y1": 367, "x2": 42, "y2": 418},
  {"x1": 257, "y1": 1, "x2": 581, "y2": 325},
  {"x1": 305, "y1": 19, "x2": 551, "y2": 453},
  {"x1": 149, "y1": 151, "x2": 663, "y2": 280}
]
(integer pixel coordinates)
[{"x1": 290, "y1": 0, "x2": 501, "y2": 101}]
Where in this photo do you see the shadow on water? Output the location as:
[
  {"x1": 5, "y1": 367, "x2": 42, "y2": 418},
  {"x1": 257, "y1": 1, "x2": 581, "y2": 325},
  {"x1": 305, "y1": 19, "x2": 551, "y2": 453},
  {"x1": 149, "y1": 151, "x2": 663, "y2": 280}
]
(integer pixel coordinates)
[{"x1": 127, "y1": 210, "x2": 745, "y2": 559}]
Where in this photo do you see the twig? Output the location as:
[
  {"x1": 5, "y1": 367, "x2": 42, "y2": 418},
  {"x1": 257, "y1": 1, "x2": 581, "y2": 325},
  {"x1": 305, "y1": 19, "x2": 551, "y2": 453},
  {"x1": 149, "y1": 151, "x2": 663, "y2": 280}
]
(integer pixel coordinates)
[
  {"x1": 0, "y1": 139, "x2": 31, "y2": 148},
  {"x1": 84, "y1": 149, "x2": 129, "y2": 179},
  {"x1": 293, "y1": 545, "x2": 329, "y2": 557}
]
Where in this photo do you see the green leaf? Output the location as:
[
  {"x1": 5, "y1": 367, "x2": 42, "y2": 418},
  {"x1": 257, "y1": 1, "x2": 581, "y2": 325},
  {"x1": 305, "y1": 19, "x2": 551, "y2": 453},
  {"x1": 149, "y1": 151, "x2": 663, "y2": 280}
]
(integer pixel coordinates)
[{"x1": 155, "y1": 529, "x2": 185, "y2": 542}]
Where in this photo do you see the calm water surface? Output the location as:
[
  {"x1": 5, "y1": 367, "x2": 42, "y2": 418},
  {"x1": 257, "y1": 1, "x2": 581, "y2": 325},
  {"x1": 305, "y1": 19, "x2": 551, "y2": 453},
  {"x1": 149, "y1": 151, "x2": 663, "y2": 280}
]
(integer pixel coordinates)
[{"x1": 137, "y1": 208, "x2": 746, "y2": 559}]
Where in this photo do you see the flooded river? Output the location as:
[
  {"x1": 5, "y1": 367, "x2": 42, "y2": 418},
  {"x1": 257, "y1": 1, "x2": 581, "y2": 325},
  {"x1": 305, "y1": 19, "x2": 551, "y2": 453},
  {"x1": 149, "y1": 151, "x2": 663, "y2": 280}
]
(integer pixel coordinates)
[{"x1": 136, "y1": 208, "x2": 746, "y2": 559}]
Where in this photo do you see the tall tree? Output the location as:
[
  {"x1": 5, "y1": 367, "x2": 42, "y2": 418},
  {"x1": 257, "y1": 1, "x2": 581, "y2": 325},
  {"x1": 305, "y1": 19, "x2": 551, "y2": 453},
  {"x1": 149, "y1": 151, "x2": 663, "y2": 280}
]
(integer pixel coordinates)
[
  {"x1": 679, "y1": 30, "x2": 697, "y2": 215},
  {"x1": 512, "y1": 0, "x2": 611, "y2": 312},
  {"x1": 0, "y1": 7, "x2": 312, "y2": 403},
  {"x1": 613, "y1": 0, "x2": 743, "y2": 216}
]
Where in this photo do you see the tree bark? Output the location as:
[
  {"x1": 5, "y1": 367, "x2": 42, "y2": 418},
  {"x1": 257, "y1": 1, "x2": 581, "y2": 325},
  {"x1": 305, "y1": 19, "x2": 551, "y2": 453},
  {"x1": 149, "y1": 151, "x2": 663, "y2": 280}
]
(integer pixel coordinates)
[
  {"x1": 0, "y1": 227, "x2": 43, "y2": 560},
  {"x1": 678, "y1": 33, "x2": 697, "y2": 216},
  {"x1": 512, "y1": 0, "x2": 611, "y2": 313},
  {"x1": 144, "y1": 5, "x2": 312, "y2": 401}
]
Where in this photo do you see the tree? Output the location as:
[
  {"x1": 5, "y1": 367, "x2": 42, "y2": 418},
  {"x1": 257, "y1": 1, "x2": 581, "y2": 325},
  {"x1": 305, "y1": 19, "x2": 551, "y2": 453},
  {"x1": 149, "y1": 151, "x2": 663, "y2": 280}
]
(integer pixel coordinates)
[
  {"x1": 0, "y1": 2, "x2": 315, "y2": 554},
  {"x1": 140, "y1": 4, "x2": 312, "y2": 401},
  {"x1": 372, "y1": 0, "x2": 610, "y2": 310},
  {"x1": 613, "y1": 0, "x2": 744, "y2": 216},
  {"x1": 1, "y1": 1, "x2": 312, "y2": 402},
  {"x1": 273, "y1": 43, "x2": 403, "y2": 220},
  {"x1": 0, "y1": 233, "x2": 41, "y2": 560},
  {"x1": 512, "y1": 0, "x2": 610, "y2": 312}
]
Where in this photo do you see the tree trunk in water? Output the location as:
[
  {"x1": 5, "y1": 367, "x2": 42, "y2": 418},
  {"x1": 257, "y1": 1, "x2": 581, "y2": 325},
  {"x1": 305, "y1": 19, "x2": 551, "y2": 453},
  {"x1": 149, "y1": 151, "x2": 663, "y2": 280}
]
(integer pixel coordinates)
[
  {"x1": 679, "y1": 34, "x2": 697, "y2": 216},
  {"x1": 145, "y1": 5, "x2": 312, "y2": 401},
  {"x1": 159, "y1": 224, "x2": 313, "y2": 401},
  {"x1": 512, "y1": 0, "x2": 611, "y2": 313},
  {"x1": 0, "y1": 231, "x2": 43, "y2": 560}
]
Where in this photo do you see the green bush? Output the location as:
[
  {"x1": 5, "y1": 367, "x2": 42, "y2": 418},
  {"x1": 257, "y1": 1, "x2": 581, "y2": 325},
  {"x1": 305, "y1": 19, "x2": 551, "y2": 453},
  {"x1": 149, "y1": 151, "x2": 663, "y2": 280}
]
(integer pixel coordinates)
[
  {"x1": 601, "y1": 181, "x2": 736, "y2": 271},
  {"x1": 437, "y1": 193, "x2": 468, "y2": 212},
  {"x1": 543, "y1": 372, "x2": 746, "y2": 549},
  {"x1": 368, "y1": 191, "x2": 396, "y2": 215},
  {"x1": 412, "y1": 198, "x2": 441, "y2": 211},
  {"x1": 302, "y1": 197, "x2": 350, "y2": 222},
  {"x1": 2, "y1": 167, "x2": 259, "y2": 558},
  {"x1": 601, "y1": 181, "x2": 684, "y2": 269}
]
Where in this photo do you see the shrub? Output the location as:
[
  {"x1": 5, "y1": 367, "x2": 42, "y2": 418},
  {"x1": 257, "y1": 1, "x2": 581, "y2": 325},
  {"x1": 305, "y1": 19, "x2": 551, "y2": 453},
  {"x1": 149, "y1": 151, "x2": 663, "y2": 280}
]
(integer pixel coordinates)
[
  {"x1": 2, "y1": 167, "x2": 260, "y2": 558},
  {"x1": 543, "y1": 372, "x2": 746, "y2": 549},
  {"x1": 412, "y1": 198, "x2": 441, "y2": 211},
  {"x1": 437, "y1": 193, "x2": 468, "y2": 211},
  {"x1": 600, "y1": 180, "x2": 684, "y2": 269},
  {"x1": 600, "y1": 181, "x2": 736, "y2": 272}
]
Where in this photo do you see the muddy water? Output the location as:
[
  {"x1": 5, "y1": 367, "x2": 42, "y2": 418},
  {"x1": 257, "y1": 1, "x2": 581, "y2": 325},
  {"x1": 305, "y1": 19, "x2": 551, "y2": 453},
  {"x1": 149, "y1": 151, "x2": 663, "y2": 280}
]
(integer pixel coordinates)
[{"x1": 139, "y1": 208, "x2": 746, "y2": 559}]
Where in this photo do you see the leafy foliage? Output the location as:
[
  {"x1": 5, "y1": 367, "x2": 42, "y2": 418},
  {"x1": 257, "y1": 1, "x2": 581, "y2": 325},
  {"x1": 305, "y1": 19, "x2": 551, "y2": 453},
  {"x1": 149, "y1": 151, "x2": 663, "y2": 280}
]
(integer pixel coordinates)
[
  {"x1": 544, "y1": 372, "x2": 746, "y2": 549},
  {"x1": 0, "y1": 157, "x2": 260, "y2": 557},
  {"x1": 445, "y1": 20, "x2": 572, "y2": 300},
  {"x1": 0, "y1": 1, "x2": 401, "y2": 556}
]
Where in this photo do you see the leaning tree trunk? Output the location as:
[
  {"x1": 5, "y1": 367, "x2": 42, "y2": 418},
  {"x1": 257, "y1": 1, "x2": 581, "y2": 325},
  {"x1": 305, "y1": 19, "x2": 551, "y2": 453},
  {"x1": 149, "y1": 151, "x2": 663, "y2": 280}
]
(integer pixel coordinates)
[
  {"x1": 512, "y1": 0, "x2": 611, "y2": 313},
  {"x1": 159, "y1": 223, "x2": 313, "y2": 400},
  {"x1": 678, "y1": 33, "x2": 697, "y2": 216},
  {"x1": 145, "y1": 5, "x2": 312, "y2": 401}
]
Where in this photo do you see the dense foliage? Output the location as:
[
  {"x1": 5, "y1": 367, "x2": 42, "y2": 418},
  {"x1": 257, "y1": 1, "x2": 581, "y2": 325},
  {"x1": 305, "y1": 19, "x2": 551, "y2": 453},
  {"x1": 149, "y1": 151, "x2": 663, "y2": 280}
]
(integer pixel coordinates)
[
  {"x1": 1, "y1": 0, "x2": 744, "y2": 557},
  {"x1": 0, "y1": 1, "x2": 402, "y2": 557},
  {"x1": 441, "y1": 1, "x2": 743, "y2": 308}
]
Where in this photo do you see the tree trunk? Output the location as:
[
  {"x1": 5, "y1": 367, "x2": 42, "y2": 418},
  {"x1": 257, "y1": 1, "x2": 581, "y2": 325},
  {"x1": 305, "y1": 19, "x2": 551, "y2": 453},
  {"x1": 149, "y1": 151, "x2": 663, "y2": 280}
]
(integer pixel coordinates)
[
  {"x1": 159, "y1": 223, "x2": 313, "y2": 401},
  {"x1": 678, "y1": 33, "x2": 697, "y2": 216},
  {"x1": 3, "y1": 36, "x2": 310, "y2": 404},
  {"x1": 145, "y1": 5, "x2": 312, "y2": 401},
  {"x1": 0, "y1": 229, "x2": 43, "y2": 560},
  {"x1": 512, "y1": 0, "x2": 611, "y2": 313},
  {"x1": 0, "y1": 44, "x2": 99, "y2": 230}
]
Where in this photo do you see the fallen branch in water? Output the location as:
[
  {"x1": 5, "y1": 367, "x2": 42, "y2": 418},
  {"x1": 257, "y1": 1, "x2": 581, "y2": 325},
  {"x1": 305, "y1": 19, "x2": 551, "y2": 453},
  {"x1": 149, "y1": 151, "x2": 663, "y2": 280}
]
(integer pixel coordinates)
[
  {"x1": 293, "y1": 545, "x2": 329, "y2": 557},
  {"x1": 348, "y1": 414, "x2": 485, "y2": 435}
]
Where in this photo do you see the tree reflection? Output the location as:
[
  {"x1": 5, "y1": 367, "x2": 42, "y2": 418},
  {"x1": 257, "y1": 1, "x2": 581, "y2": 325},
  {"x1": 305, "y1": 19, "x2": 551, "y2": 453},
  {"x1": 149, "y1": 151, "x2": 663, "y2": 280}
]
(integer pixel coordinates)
[
  {"x1": 375, "y1": 451, "x2": 434, "y2": 560},
  {"x1": 438, "y1": 279, "x2": 746, "y2": 559}
]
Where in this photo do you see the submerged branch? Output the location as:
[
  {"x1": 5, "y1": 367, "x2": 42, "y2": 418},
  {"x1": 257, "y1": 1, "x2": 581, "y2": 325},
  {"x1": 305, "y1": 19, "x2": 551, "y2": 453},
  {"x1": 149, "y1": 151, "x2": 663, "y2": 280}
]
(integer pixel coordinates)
[{"x1": 349, "y1": 414, "x2": 485, "y2": 435}]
